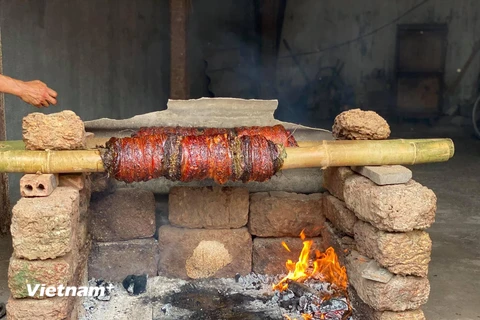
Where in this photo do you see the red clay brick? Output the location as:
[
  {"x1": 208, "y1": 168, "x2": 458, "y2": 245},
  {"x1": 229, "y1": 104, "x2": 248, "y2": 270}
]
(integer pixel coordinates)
[{"x1": 20, "y1": 174, "x2": 58, "y2": 197}]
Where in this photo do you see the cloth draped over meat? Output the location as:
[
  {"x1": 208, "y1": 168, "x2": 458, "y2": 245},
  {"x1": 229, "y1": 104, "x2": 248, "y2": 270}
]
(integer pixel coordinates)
[{"x1": 102, "y1": 125, "x2": 297, "y2": 184}]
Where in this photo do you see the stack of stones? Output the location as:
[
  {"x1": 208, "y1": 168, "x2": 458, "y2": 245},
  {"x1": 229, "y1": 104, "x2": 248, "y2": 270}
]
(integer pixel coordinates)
[
  {"x1": 322, "y1": 109, "x2": 434, "y2": 320},
  {"x1": 87, "y1": 185, "x2": 159, "y2": 282},
  {"x1": 156, "y1": 187, "x2": 324, "y2": 279},
  {"x1": 322, "y1": 166, "x2": 434, "y2": 320},
  {"x1": 7, "y1": 111, "x2": 92, "y2": 320},
  {"x1": 88, "y1": 184, "x2": 325, "y2": 281}
]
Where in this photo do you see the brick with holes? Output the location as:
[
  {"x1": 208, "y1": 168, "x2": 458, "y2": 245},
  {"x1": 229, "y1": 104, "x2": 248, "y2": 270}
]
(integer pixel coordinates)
[{"x1": 20, "y1": 174, "x2": 58, "y2": 197}]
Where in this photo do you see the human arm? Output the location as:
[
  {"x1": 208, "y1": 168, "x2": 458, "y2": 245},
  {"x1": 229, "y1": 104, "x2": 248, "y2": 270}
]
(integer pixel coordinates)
[{"x1": 0, "y1": 74, "x2": 57, "y2": 107}]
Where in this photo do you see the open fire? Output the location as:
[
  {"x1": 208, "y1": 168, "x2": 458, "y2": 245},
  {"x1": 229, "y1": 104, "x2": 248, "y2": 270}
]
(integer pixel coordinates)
[{"x1": 273, "y1": 231, "x2": 352, "y2": 320}]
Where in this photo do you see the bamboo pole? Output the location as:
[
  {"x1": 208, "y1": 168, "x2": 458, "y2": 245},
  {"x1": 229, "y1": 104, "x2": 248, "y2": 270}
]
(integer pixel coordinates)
[
  {"x1": 0, "y1": 141, "x2": 104, "y2": 173},
  {"x1": 282, "y1": 138, "x2": 454, "y2": 169},
  {"x1": 0, "y1": 138, "x2": 453, "y2": 174}
]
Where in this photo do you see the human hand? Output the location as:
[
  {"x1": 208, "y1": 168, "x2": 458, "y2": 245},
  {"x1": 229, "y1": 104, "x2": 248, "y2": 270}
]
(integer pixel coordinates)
[{"x1": 18, "y1": 80, "x2": 57, "y2": 108}]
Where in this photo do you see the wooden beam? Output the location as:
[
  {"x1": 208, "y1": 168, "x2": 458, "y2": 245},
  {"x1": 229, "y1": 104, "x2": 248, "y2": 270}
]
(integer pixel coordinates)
[
  {"x1": 170, "y1": 0, "x2": 190, "y2": 99},
  {"x1": 0, "y1": 27, "x2": 11, "y2": 234}
]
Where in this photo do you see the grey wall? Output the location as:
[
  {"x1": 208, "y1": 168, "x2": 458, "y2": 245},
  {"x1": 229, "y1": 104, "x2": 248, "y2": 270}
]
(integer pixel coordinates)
[
  {"x1": 277, "y1": 0, "x2": 480, "y2": 113},
  {"x1": 188, "y1": 0, "x2": 259, "y2": 99},
  {"x1": 0, "y1": 0, "x2": 170, "y2": 204}
]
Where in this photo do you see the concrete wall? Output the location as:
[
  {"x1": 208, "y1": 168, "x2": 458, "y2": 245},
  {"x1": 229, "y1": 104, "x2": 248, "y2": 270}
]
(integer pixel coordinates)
[
  {"x1": 277, "y1": 0, "x2": 480, "y2": 114},
  {"x1": 188, "y1": 0, "x2": 259, "y2": 99},
  {"x1": 0, "y1": 0, "x2": 170, "y2": 204}
]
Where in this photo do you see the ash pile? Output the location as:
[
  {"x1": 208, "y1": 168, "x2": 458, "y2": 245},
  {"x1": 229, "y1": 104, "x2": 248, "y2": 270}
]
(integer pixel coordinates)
[
  {"x1": 82, "y1": 274, "x2": 352, "y2": 320},
  {"x1": 238, "y1": 273, "x2": 352, "y2": 320}
]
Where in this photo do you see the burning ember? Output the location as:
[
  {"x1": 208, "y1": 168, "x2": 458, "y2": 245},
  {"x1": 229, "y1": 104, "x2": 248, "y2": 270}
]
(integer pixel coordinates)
[
  {"x1": 273, "y1": 231, "x2": 348, "y2": 293},
  {"x1": 273, "y1": 231, "x2": 351, "y2": 320}
]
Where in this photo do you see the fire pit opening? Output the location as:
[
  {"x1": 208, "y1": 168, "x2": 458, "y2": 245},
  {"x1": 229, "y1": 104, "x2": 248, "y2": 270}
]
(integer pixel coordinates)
[{"x1": 84, "y1": 159, "x2": 434, "y2": 320}]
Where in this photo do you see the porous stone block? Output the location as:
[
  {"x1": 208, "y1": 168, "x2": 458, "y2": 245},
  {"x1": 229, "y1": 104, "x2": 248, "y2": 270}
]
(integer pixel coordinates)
[
  {"x1": 158, "y1": 226, "x2": 252, "y2": 279},
  {"x1": 373, "y1": 310, "x2": 426, "y2": 320},
  {"x1": 22, "y1": 110, "x2": 86, "y2": 150},
  {"x1": 8, "y1": 253, "x2": 75, "y2": 299},
  {"x1": 349, "y1": 286, "x2": 425, "y2": 320},
  {"x1": 59, "y1": 173, "x2": 86, "y2": 190},
  {"x1": 323, "y1": 194, "x2": 357, "y2": 236},
  {"x1": 346, "y1": 251, "x2": 430, "y2": 311},
  {"x1": 249, "y1": 192, "x2": 324, "y2": 237},
  {"x1": 169, "y1": 186, "x2": 249, "y2": 229},
  {"x1": 322, "y1": 167, "x2": 355, "y2": 201},
  {"x1": 320, "y1": 222, "x2": 355, "y2": 266},
  {"x1": 20, "y1": 174, "x2": 58, "y2": 197},
  {"x1": 6, "y1": 295, "x2": 75, "y2": 320},
  {"x1": 344, "y1": 176, "x2": 436, "y2": 232},
  {"x1": 88, "y1": 189, "x2": 155, "y2": 241},
  {"x1": 253, "y1": 237, "x2": 324, "y2": 275},
  {"x1": 11, "y1": 187, "x2": 80, "y2": 260},
  {"x1": 60, "y1": 173, "x2": 91, "y2": 219},
  {"x1": 351, "y1": 165, "x2": 412, "y2": 185},
  {"x1": 354, "y1": 221, "x2": 431, "y2": 277},
  {"x1": 332, "y1": 108, "x2": 390, "y2": 140},
  {"x1": 88, "y1": 238, "x2": 159, "y2": 282}
]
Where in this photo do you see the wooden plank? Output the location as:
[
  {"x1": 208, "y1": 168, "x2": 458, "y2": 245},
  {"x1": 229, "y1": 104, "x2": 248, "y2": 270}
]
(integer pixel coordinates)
[
  {"x1": 0, "y1": 27, "x2": 11, "y2": 234},
  {"x1": 170, "y1": 0, "x2": 189, "y2": 99}
]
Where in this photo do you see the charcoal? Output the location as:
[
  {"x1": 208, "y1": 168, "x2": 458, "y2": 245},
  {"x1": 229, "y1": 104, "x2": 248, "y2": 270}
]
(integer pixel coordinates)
[{"x1": 122, "y1": 274, "x2": 148, "y2": 296}]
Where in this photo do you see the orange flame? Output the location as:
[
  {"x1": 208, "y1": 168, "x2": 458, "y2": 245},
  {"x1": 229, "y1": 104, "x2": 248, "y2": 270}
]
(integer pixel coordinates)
[
  {"x1": 284, "y1": 314, "x2": 313, "y2": 320},
  {"x1": 273, "y1": 231, "x2": 348, "y2": 292},
  {"x1": 282, "y1": 241, "x2": 291, "y2": 252}
]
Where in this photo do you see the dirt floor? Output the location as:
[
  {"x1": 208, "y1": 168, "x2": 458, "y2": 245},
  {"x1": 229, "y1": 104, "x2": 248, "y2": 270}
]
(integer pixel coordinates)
[{"x1": 0, "y1": 122, "x2": 479, "y2": 319}]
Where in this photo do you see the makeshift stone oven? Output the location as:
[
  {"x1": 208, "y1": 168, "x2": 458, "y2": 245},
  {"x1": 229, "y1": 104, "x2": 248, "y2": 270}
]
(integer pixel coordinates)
[{"x1": 4, "y1": 101, "x2": 442, "y2": 320}]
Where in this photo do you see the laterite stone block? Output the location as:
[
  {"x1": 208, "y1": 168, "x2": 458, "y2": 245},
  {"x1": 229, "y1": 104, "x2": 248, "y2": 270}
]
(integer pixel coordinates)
[
  {"x1": 8, "y1": 253, "x2": 75, "y2": 299},
  {"x1": 373, "y1": 310, "x2": 426, "y2": 320},
  {"x1": 59, "y1": 173, "x2": 86, "y2": 191},
  {"x1": 6, "y1": 295, "x2": 75, "y2": 320},
  {"x1": 158, "y1": 226, "x2": 252, "y2": 279},
  {"x1": 354, "y1": 220, "x2": 431, "y2": 277},
  {"x1": 344, "y1": 176, "x2": 436, "y2": 232},
  {"x1": 11, "y1": 187, "x2": 80, "y2": 260},
  {"x1": 346, "y1": 251, "x2": 430, "y2": 312},
  {"x1": 322, "y1": 167, "x2": 355, "y2": 201},
  {"x1": 88, "y1": 238, "x2": 159, "y2": 282},
  {"x1": 323, "y1": 194, "x2": 357, "y2": 236},
  {"x1": 20, "y1": 174, "x2": 58, "y2": 197},
  {"x1": 169, "y1": 186, "x2": 249, "y2": 229},
  {"x1": 88, "y1": 189, "x2": 155, "y2": 241},
  {"x1": 249, "y1": 191, "x2": 324, "y2": 237},
  {"x1": 22, "y1": 110, "x2": 86, "y2": 150}
]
